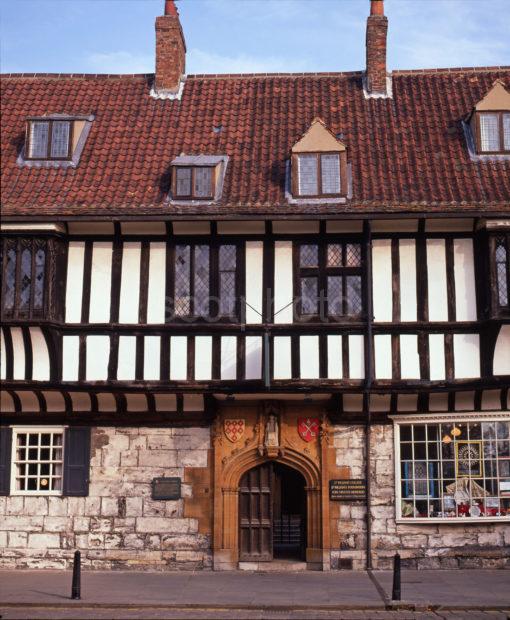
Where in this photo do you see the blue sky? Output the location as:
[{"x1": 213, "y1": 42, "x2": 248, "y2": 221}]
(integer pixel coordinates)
[{"x1": 1, "y1": 0, "x2": 509, "y2": 75}]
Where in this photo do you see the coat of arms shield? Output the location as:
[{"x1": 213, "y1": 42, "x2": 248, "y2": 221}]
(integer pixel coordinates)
[
  {"x1": 224, "y1": 419, "x2": 245, "y2": 443},
  {"x1": 298, "y1": 417, "x2": 320, "y2": 442}
]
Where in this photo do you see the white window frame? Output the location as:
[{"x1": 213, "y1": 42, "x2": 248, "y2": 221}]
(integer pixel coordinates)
[
  {"x1": 10, "y1": 426, "x2": 66, "y2": 496},
  {"x1": 391, "y1": 412, "x2": 510, "y2": 524}
]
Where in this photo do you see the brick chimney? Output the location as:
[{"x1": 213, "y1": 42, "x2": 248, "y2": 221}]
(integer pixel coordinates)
[
  {"x1": 365, "y1": 0, "x2": 388, "y2": 96},
  {"x1": 154, "y1": 0, "x2": 186, "y2": 95}
]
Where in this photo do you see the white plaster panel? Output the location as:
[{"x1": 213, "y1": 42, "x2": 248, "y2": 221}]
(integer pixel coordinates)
[
  {"x1": 300, "y1": 336, "x2": 319, "y2": 379},
  {"x1": 400, "y1": 334, "x2": 420, "y2": 379},
  {"x1": 154, "y1": 393, "x2": 177, "y2": 411},
  {"x1": 343, "y1": 394, "x2": 363, "y2": 412},
  {"x1": 326, "y1": 221, "x2": 363, "y2": 233},
  {"x1": 374, "y1": 334, "x2": 392, "y2": 379},
  {"x1": 0, "y1": 328, "x2": 6, "y2": 380},
  {"x1": 172, "y1": 222, "x2": 210, "y2": 235},
  {"x1": 348, "y1": 335, "x2": 365, "y2": 380},
  {"x1": 121, "y1": 222, "x2": 166, "y2": 235},
  {"x1": 399, "y1": 239, "x2": 417, "y2": 322},
  {"x1": 147, "y1": 242, "x2": 166, "y2": 324},
  {"x1": 69, "y1": 392, "x2": 91, "y2": 411},
  {"x1": 217, "y1": 221, "x2": 265, "y2": 234},
  {"x1": 274, "y1": 241, "x2": 294, "y2": 323},
  {"x1": 453, "y1": 333, "x2": 480, "y2": 379},
  {"x1": 327, "y1": 335, "x2": 342, "y2": 379},
  {"x1": 96, "y1": 393, "x2": 117, "y2": 412},
  {"x1": 67, "y1": 222, "x2": 113, "y2": 235},
  {"x1": 195, "y1": 336, "x2": 212, "y2": 380},
  {"x1": 126, "y1": 394, "x2": 148, "y2": 412},
  {"x1": 481, "y1": 390, "x2": 502, "y2": 410},
  {"x1": 426, "y1": 239, "x2": 448, "y2": 321},
  {"x1": 221, "y1": 336, "x2": 237, "y2": 380},
  {"x1": 29, "y1": 328, "x2": 50, "y2": 381},
  {"x1": 11, "y1": 327, "x2": 25, "y2": 380},
  {"x1": 429, "y1": 392, "x2": 449, "y2": 412},
  {"x1": 170, "y1": 336, "x2": 187, "y2": 381},
  {"x1": 0, "y1": 390, "x2": 15, "y2": 412},
  {"x1": 85, "y1": 335, "x2": 110, "y2": 381},
  {"x1": 397, "y1": 394, "x2": 418, "y2": 411},
  {"x1": 428, "y1": 334, "x2": 446, "y2": 381},
  {"x1": 62, "y1": 336, "x2": 79, "y2": 381},
  {"x1": 272, "y1": 221, "x2": 319, "y2": 234},
  {"x1": 117, "y1": 336, "x2": 137, "y2": 380},
  {"x1": 89, "y1": 242, "x2": 112, "y2": 323},
  {"x1": 370, "y1": 394, "x2": 391, "y2": 412},
  {"x1": 493, "y1": 325, "x2": 510, "y2": 375},
  {"x1": 273, "y1": 336, "x2": 292, "y2": 379},
  {"x1": 144, "y1": 336, "x2": 161, "y2": 381},
  {"x1": 455, "y1": 391, "x2": 475, "y2": 411},
  {"x1": 17, "y1": 391, "x2": 39, "y2": 412},
  {"x1": 372, "y1": 239, "x2": 392, "y2": 322},
  {"x1": 119, "y1": 242, "x2": 141, "y2": 324},
  {"x1": 183, "y1": 394, "x2": 204, "y2": 411},
  {"x1": 453, "y1": 238, "x2": 477, "y2": 321},
  {"x1": 42, "y1": 391, "x2": 65, "y2": 412},
  {"x1": 245, "y1": 336, "x2": 262, "y2": 380},
  {"x1": 245, "y1": 241, "x2": 263, "y2": 323},
  {"x1": 65, "y1": 241, "x2": 85, "y2": 323}
]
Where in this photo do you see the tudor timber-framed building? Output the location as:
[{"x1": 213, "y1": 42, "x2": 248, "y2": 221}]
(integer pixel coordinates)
[{"x1": 1, "y1": 0, "x2": 509, "y2": 571}]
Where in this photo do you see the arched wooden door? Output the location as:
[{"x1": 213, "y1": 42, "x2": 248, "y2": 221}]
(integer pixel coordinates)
[{"x1": 239, "y1": 462, "x2": 306, "y2": 562}]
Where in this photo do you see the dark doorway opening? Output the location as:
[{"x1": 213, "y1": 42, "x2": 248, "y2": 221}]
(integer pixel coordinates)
[{"x1": 239, "y1": 462, "x2": 306, "y2": 562}]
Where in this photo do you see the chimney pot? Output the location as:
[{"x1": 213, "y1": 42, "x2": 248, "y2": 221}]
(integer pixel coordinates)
[
  {"x1": 370, "y1": 0, "x2": 384, "y2": 16},
  {"x1": 165, "y1": 0, "x2": 178, "y2": 17}
]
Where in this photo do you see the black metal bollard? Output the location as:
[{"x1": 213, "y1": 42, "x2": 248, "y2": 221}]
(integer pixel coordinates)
[
  {"x1": 71, "y1": 550, "x2": 81, "y2": 600},
  {"x1": 391, "y1": 552, "x2": 401, "y2": 601}
]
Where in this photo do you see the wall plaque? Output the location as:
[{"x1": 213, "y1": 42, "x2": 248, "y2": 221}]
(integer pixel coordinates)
[
  {"x1": 329, "y1": 479, "x2": 367, "y2": 501},
  {"x1": 151, "y1": 477, "x2": 181, "y2": 501}
]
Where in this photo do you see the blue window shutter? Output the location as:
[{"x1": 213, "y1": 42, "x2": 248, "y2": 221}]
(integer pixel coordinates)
[
  {"x1": 0, "y1": 427, "x2": 12, "y2": 496},
  {"x1": 63, "y1": 427, "x2": 91, "y2": 497}
]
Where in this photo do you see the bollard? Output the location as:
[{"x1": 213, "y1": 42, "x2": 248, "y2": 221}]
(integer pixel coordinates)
[
  {"x1": 71, "y1": 550, "x2": 81, "y2": 600},
  {"x1": 391, "y1": 552, "x2": 401, "y2": 601}
]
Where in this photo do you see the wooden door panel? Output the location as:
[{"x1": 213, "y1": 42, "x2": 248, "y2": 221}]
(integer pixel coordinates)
[{"x1": 239, "y1": 463, "x2": 273, "y2": 561}]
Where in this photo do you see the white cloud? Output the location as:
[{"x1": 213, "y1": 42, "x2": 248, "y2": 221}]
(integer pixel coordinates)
[
  {"x1": 85, "y1": 51, "x2": 153, "y2": 74},
  {"x1": 187, "y1": 48, "x2": 310, "y2": 74}
]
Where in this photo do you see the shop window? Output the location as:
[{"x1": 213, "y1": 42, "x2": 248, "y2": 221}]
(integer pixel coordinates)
[
  {"x1": 172, "y1": 242, "x2": 240, "y2": 320},
  {"x1": 295, "y1": 241, "x2": 362, "y2": 320},
  {"x1": 1, "y1": 238, "x2": 55, "y2": 320},
  {"x1": 395, "y1": 418, "x2": 510, "y2": 521}
]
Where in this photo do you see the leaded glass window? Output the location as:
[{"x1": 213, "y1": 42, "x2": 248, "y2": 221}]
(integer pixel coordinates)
[
  {"x1": 297, "y1": 241, "x2": 363, "y2": 319},
  {"x1": 50, "y1": 121, "x2": 71, "y2": 158},
  {"x1": 219, "y1": 245, "x2": 237, "y2": 316},
  {"x1": 28, "y1": 122, "x2": 50, "y2": 158},
  {"x1": 477, "y1": 112, "x2": 510, "y2": 154},
  {"x1": 504, "y1": 114, "x2": 510, "y2": 151},
  {"x1": 174, "y1": 167, "x2": 215, "y2": 199},
  {"x1": 296, "y1": 153, "x2": 342, "y2": 197},
  {"x1": 194, "y1": 167, "x2": 213, "y2": 198},
  {"x1": 494, "y1": 235, "x2": 509, "y2": 310},
  {"x1": 396, "y1": 419, "x2": 510, "y2": 520},
  {"x1": 27, "y1": 120, "x2": 71, "y2": 160},
  {"x1": 1, "y1": 238, "x2": 50, "y2": 319}
]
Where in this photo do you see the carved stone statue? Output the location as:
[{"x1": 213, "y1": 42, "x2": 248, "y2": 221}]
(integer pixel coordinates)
[{"x1": 264, "y1": 413, "x2": 279, "y2": 447}]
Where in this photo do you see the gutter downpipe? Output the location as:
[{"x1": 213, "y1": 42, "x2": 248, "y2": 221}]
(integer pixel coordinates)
[{"x1": 363, "y1": 220, "x2": 374, "y2": 570}]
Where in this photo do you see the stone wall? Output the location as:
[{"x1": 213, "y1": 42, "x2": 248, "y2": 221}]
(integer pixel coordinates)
[
  {"x1": 0, "y1": 426, "x2": 212, "y2": 570},
  {"x1": 331, "y1": 424, "x2": 510, "y2": 570}
]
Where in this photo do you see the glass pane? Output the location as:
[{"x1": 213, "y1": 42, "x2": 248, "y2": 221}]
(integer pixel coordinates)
[
  {"x1": 33, "y1": 247, "x2": 46, "y2": 310},
  {"x1": 503, "y1": 113, "x2": 510, "y2": 150},
  {"x1": 174, "y1": 245, "x2": 191, "y2": 315},
  {"x1": 193, "y1": 245, "x2": 209, "y2": 316},
  {"x1": 300, "y1": 244, "x2": 318, "y2": 268},
  {"x1": 327, "y1": 244, "x2": 342, "y2": 267},
  {"x1": 346, "y1": 276, "x2": 362, "y2": 315},
  {"x1": 50, "y1": 121, "x2": 70, "y2": 158},
  {"x1": 320, "y1": 153, "x2": 340, "y2": 194},
  {"x1": 219, "y1": 245, "x2": 236, "y2": 271},
  {"x1": 495, "y1": 238, "x2": 508, "y2": 307},
  {"x1": 175, "y1": 168, "x2": 192, "y2": 196},
  {"x1": 193, "y1": 167, "x2": 212, "y2": 198},
  {"x1": 327, "y1": 276, "x2": 342, "y2": 315},
  {"x1": 29, "y1": 121, "x2": 49, "y2": 158},
  {"x1": 219, "y1": 272, "x2": 236, "y2": 316},
  {"x1": 298, "y1": 154, "x2": 318, "y2": 196},
  {"x1": 4, "y1": 246, "x2": 16, "y2": 310},
  {"x1": 19, "y1": 247, "x2": 32, "y2": 312},
  {"x1": 300, "y1": 277, "x2": 318, "y2": 314},
  {"x1": 346, "y1": 244, "x2": 361, "y2": 267},
  {"x1": 479, "y1": 113, "x2": 500, "y2": 151}
]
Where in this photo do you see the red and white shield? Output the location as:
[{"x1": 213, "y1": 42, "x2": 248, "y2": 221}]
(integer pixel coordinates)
[
  {"x1": 224, "y1": 419, "x2": 245, "y2": 443},
  {"x1": 298, "y1": 417, "x2": 320, "y2": 442}
]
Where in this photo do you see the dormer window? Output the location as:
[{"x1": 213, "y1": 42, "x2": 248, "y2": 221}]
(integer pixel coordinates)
[
  {"x1": 20, "y1": 114, "x2": 94, "y2": 168},
  {"x1": 290, "y1": 119, "x2": 347, "y2": 199},
  {"x1": 468, "y1": 81, "x2": 510, "y2": 156},
  {"x1": 170, "y1": 155, "x2": 229, "y2": 202}
]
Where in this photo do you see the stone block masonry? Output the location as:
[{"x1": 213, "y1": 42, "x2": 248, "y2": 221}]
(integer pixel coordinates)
[{"x1": 0, "y1": 427, "x2": 212, "y2": 571}]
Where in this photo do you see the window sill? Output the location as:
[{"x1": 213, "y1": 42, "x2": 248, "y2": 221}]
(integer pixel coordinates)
[
  {"x1": 396, "y1": 516, "x2": 510, "y2": 524},
  {"x1": 10, "y1": 491, "x2": 63, "y2": 497}
]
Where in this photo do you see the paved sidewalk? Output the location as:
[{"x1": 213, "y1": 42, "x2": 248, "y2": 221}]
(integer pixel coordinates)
[{"x1": 0, "y1": 569, "x2": 509, "y2": 619}]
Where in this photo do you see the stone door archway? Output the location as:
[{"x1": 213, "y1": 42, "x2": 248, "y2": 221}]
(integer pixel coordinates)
[{"x1": 212, "y1": 401, "x2": 330, "y2": 570}]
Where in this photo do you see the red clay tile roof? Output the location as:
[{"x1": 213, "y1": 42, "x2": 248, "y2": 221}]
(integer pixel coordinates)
[{"x1": 1, "y1": 68, "x2": 510, "y2": 218}]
